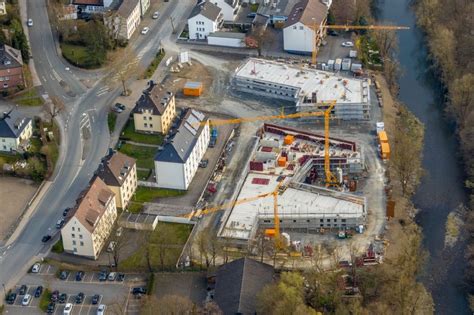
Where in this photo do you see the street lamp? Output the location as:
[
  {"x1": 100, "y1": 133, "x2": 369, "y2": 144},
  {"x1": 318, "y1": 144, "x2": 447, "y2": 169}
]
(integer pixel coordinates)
[{"x1": 2, "y1": 283, "x2": 6, "y2": 298}]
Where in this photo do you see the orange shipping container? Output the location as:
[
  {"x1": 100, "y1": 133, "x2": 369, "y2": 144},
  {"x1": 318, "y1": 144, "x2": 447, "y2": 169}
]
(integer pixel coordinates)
[
  {"x1": 284, "y1": 135, "x2": 294, "y2": 145},
  {"x1": 265, "y1": 229, "x2": 276, "y2": 237},
  {"x1": 278, "y1": 156, "x2": 287, "y2": 167},
  {"x1": 381, "y1": 142, "x2": 390, "y2": 160},
  {"x1": 378, "y1": 131, "x2": 388, "y2": 144},
  {"x1": 183, "y1": 81, "x2": 203, "y2": 96}
]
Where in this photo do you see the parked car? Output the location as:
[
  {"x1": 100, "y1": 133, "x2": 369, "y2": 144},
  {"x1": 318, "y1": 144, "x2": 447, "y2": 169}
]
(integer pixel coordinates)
[
  {"x1": 75, "y1": 271, "x2": 85, "y2": 281},
  {"x1": 112, "y1": 105, "x2": 123, "y2": 113},
  {"x1": 6, "y1": 292, "x2": 17, "y2": 304},
  {"x1": 27, "y1": 18, "x2": 33, "y2": 27},
  {"x1": 51, "y1": 290, "x2": 60, "y2": 302},
  {"x1": 132, "y1": 287, "x2": 146, "y2": 295},
  {"x1": 341, "y1": 41, "x2": 354, "y2": 47},
  {"x1": 59, "y1": 270, "x2": 69, "y2": 280},
  {"x1": 63, "y1": 208, "x2": 71, "y2": 216},
  {"x1": 97, "y1": 304, "x2": 106, "y2": 315},
  {"x1": 141, "y1": 26, "x2": 150, "y2": 35},
  {"x1": 114, "y1": 103, "x2": 126, "y2": 111},
  {"x1": 247, "y1": 12, "x2": 256, "y2": 18},
  {"x1": 31, "y1": 263, "x2": 41, "y2": 273},
  {"x1": 152, "y1": 11, "x2": 159, "y2": 19},
  {"x1": 47, "y1": 302, "x2": 56, "y2": 313},
  {"x1": 91, "y1": 294, "x2": 100, "y2": 305},
  {"x1": 56, "y1": 218, "x2": 65, "y2": 229},
  {"x1": 98, "y1": 270, "x2": 108, "y2": 282},
  {"x1": 117, "y1": 273, "x2": 125, "y2": 282},
  {"x1": 34, "y1": 286, "x2": 43, "y2": 298},
  {"x1": 75, "y1": 292, "x2": 85, "y2": 304},
  {"x1": 328, "y1": 30, "x2": 339, "y2": 36},
  {"x1": 116, "y1": 226, "x2": 123, "y2": 237},
  {"x1": 42, "y1": 235, "x2": 52, "y2": 243},
  {"x1": 22, "y1": 294, "x2": 32, "y2": 306},
  {"x1": 107, "y1": 241, "x2": 116, "y2": 252},
  {"x1": 64, "y1": 303, "x2": 73, "y2": 315},
  {"x1": 19, "y1": 285, "x2": 27, "y2": 295},
  {"x1": 58, "y1": 293, "x2": 67, "y2": 304},
  {"x1": 199, "y1": 159, "x2": 209, "y2": 168},
  {"x1": 108, "y1": 272, "x2": 117, "y2": 281}
]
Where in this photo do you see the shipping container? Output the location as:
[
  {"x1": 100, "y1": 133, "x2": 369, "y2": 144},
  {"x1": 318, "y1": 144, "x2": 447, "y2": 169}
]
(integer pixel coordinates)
[
  {"x1": 278, "y1": 156, "x2": 287, "y2": 167},
  {"x1": 284, "y1": 135, "x2": 294, "y2": 145},
  {"x1": 377, "y1": 130, "x2": 388, "y2": 143},
  {"x1": 342, "y1": 58, "x2": 352, "y2": 71},
  {"x1": 183, "y1": 81, "x2": 203, "y2": 96},
  {"x1": 334, "y1": 58, "x2": 342, "y2": 71}
]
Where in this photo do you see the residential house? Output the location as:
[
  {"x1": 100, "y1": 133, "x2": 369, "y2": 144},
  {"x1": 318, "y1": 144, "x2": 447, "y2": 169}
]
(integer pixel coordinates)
[
  {"x1": 188, "y1": 1, "x2": 223, "y2": 40},
  {"x1": 59, "y1": 5, "x2": 78, "y2": 20},
  {"x1": 62, "y1": 176, "x2": 117, "y2": 260},
  {"x1": 154, "y1": 109, "x2": 210, "y2": 190},
  {"x1": 0, "y1": 0, "x2": 7, "y2": 15},
  {"x1": 104, "y1": 0, "x2": 141, "y2": 40},
  {"x1": 283, "y1": 0, "x2": 331, "y2": 54},
  {"x1": 72, "y1": 0, "x2": 114, "y2": 14},
  {"x1": 0, "y1": 110, "x2": 32, "y2": 152},
  {"x1": 213, "y1": 258, "x2": 274, "y2": 314},
  {"x1": 133, "y1": 81, "x2": 176, "y2": 134},
  {"x1": 211, "y1": 0, "x2": 240, "y2": 22},
  {"x1": 96, "y1": 151, "x2": 137, "y2": 209},
  {"x1": 0, "y1": 44, "x2": 24, "y2": 90},
  {"x1": 139, "y1": 0, "x2": 150, "y2": 17}
]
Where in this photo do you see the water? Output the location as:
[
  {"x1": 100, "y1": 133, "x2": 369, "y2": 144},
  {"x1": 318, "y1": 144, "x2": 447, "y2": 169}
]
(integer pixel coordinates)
[{"x1": 376, "y1": 0, "x2": 469, "y2": 313}]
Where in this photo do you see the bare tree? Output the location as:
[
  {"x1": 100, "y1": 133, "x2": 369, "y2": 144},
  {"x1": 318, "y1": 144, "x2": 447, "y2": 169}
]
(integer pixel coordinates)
[
  {"x1": 197, "y1": 228, "x2": 211, "y2": 269},
  {"x1": 43, "y1": 95, "x2": 65, "y2": 122},
  {"x1": 108, "y1": 45, "x2": 144, "y2": 96},
  {"x1": 110, "y1": 226, "x2": 130, "y2": 269}
]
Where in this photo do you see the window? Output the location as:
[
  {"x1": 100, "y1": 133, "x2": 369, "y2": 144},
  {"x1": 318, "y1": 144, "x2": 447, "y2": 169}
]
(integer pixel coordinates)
[
  {"x1": 80, "y1": 241, "x2": 84, "y2": 246},
  {"x1": 78, "y1": 227, "x2": 80, "y2": 232},
  {"x1": 73, "y1": 248, "x2": 77, "y2": 252},
  {"x1": 299, "y1": 26, "x2": 304, "y2": 30},
  {"x1": 71, "y1": 233, "x2": 75, "y2": 238},
  {"x1": 306, "y1": 219, "x2": 310, "y2": 223},
  {"x1": 263, "y1": 220, "x2": 270, "y2": 223},
  {"x1": 150, "y1": 124, "x2": 153, "y2": 128},
  {"x1": 293, "y1": 220, "x2": 297, "y2": 223},
  {"x1": 72, "y1": 227, "x2": 75, "y2": 231},
  {"x1": 334, "y1": 219, "x2": 337, "y2": 222},
  {"x1": 293, "y1": 26, "x2": 296, "y2": 29},
  {"x1": 144, "y1": 123, "x2": 148, "y2": 127},
  {"x1": 72, "y1": 240, "x2": 76, "y2": 245},
  {"x1": 327, "y1": 219, "x2": 330, "y2": 222},
  {"x1": 341, "y1": 219, "x2": 346, "y2": 222},
  {"x1": 320, "y1": 219, "x2": 323, "y2": 222},
  {"x1": 320, "y1": 224, "x2": 324, "y2": 227},
  {"x1": 79, "y1": 234, "x2": 83, "y2": 239}
]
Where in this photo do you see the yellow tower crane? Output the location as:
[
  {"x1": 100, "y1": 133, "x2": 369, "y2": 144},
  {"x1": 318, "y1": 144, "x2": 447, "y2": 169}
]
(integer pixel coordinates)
[{"x1": 310, "y1": 24, "x2": 410, "y2": 65}]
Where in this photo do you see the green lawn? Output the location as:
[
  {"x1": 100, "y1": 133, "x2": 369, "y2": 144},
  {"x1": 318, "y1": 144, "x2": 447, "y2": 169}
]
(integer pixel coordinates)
[
  {"x1": 121, "y1": 120, "x2": 163, "y2": 145},
  {"x1": 108, "y1": 112, "x2": 117, "y2": 133},
  {"x1": 137, "y1": 169, "x2": 151, "y2": 180},
  {"x1": 127, "y1": 202, "x2": 144, "y2": 213},
  {"x1": 119, "y1": 223, "x2": 192, "y2": 271},
  {"x1": 118, "y1": 143, "x2": 156, "y2": 169},
  {"x1": 52, "y1": 238, "x2": 64, "y2": 253},
  {"x1": 133, "y1": 186, "x2": 185, "y2": 203},
  {"x1": 11, "y1": 87, "x2": 44, "y2": 106},
  {"x1": 39, "y1": 289, "x2": 52, "y2": 312},
  {"x1": 61, "y1": 43, "x2": 101, "y2": 69}
]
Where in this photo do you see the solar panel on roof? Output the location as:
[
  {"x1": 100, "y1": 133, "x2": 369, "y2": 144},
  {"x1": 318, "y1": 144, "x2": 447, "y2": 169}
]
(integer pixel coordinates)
[
  {"x1": 184, "y1": 122, "x2": 197, "y2": 136},
  {"x1": 191, "y1": 109, "x2": 205, "y2": 121},
  {"x1": 186, "y1": 114, "x2": 200, "y2": 128}
]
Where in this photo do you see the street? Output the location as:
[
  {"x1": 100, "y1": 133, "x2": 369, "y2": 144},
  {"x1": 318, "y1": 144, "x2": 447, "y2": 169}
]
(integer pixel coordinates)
[{"x1": 0, "y1": 0, "x2": 195, "y2": 300}]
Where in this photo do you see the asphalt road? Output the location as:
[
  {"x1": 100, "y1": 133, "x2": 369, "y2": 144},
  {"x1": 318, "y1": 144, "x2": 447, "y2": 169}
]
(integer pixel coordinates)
[{"x1": 0, "y1": 0, "x2": 195, "y2": 298}]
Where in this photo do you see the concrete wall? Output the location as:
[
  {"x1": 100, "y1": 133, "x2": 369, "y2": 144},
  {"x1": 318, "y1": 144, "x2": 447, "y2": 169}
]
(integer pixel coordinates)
[{"x1": 208, "y1": 35, "x2": 244, "y2": 48}]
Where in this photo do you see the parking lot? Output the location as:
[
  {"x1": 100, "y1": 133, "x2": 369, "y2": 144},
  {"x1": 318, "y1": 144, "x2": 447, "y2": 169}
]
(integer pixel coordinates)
[{"x1": 4, "y1": 264, "x2": 147, "y2": 315}]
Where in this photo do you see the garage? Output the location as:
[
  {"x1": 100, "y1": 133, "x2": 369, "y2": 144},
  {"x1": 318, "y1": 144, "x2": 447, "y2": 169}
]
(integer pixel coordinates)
[{"x1": 207, "y1": 32, "x2": 246, "y2": 48}]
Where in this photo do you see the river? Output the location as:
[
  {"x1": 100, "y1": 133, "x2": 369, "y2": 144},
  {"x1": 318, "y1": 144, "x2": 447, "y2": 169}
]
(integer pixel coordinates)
[{"x1": 376, "y1": 0, "x2": 469, "y2": 313}]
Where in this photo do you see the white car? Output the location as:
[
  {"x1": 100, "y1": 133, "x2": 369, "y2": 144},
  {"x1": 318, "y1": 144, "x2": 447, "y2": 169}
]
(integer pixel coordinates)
[
  {"x1": 31, "y1": 263, "x2": 41, "y2": 273},
  {"x1": 116, "y1": 227, "x2": 123, "y2": 237},
  {"x1": 27, "y1": 19, "x2": 33, "y2": 27},
  {"x1": 107, "y1": 241, "x2": 116, "y2": 252},
  {"x1": 64, "y1": 303, "x2": 73, "y2": 315},
  {"x1": 152, "y1": 11, "x2": 159, "y2": 19},
  {"x1": 341, "y1": 41, "x2": 354, "y2": 47},
  {"x1": 97, "y1": 304, "x2": 106, "y2": 315},
  {"x1": 22, "y1": 294, "x2": 32, "y2": 306},
  {"x1": 141, "y1": 27, "x2": 150, "y2": 35}
]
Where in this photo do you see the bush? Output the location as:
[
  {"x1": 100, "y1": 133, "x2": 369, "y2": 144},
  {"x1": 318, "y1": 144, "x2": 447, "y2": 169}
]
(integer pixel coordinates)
[
  {"x1": 39, "y1": 288, "x2": 52, "y2": 312},
  {"x1": 143, "y1": 49, "x2": 165, "y2": 79},
  {"x1": 52, "y1": 238, "x2": 64, "y2": 253}
]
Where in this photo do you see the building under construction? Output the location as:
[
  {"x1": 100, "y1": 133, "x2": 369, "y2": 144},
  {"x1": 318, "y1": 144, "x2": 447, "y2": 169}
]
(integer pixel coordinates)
[
  {"x1": 217, "y1": 124, "x2": 367, "y2": 246},
  {"x1": 232, "y1": 58, "x2": 371, "y2": 120}
]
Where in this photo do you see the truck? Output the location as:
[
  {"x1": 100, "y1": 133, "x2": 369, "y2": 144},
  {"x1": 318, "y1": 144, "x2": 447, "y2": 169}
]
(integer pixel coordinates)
[{"x1": 209, "y1": 127, "x2": 218, "y2": 148}]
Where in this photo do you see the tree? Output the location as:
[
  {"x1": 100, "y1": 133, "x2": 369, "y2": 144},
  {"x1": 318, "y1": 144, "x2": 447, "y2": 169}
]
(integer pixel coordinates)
[
  {"x1": 142, "y1": 230, "x2": 154, "y2": 273},
  {"x1": 389, "y1": 104, "x2": 424, "y2": 196},
  {"x1": 449, "y1": 73, "x2": 474, "y2": 127},
  {"x1": 79, "y1": 18, "x2": 112, "y2": 67},
  {"x1": 108, "y1": 45, "x2": 142, "y2": 96},
  {"x1": 109, "y1": 226, "x2": 129, "y2": 269},
  {"x1": 196, "y1": 228, "x2": 211, "y2": 269},
  {"x1": 43, "y1": 95, "x2": 65, "y2": 122},
  {"x1": 258, "y1": 272, "x2": 318, "y2": 315}
]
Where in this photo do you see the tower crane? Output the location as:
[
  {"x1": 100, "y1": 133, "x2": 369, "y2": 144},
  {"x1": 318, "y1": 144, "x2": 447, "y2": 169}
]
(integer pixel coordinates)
[{"x1": 309, "y1": 24, "x2": 409, "y2": 65}]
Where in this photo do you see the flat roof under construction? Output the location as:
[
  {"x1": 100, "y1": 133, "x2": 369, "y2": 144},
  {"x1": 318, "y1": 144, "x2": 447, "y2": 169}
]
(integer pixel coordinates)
[
  {"x1": 219, "y1": 173, "x2": 365, "y2": 241},
  {"x1": 234, "y1": 58, "x2": 369, "y2": 105}
]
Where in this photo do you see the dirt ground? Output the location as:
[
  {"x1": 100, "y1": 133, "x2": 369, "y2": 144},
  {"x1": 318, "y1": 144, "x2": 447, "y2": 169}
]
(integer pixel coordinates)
[{"x1": 0, "y1": 177, "x2": 38, "y2": 240}]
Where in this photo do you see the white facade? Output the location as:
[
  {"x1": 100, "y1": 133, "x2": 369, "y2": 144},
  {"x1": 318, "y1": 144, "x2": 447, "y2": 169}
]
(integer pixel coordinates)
[
  {"x1": 0, "y1": 1, "x2": 6, "y2": 15},
  {"x1": 188, "y1": 13, "x2": 221, "y2": 40},
  {"x1": 139, "y1": 0, "x2": 150, "y2": 16},
  {"x1": 62, "y1": 195, "x2": 117, "y2": 260},
  {"x1": 104, "y1": 0, "x2": 141, "y2": 40},
  {"x1": 283, "y1": 22, "x2": 315, "y2": 54},
  {"x1": 155, "y1": 120, "x2": 210, "y2": 190},
  {"x1": 0, "y1": 119, "x2": 32, "y2": 152},
  {"x1": 74, "y1": 0, "x2": 113, "y2": 14},
  {"x1": 212, "y1": 0, "x2": 239, "y2": 21}
]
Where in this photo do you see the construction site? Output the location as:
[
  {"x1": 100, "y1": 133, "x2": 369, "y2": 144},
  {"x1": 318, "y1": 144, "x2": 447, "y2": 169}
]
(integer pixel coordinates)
[
  {"x1": 217, "y1": 123, "x2": 367, "y2": 247},
  {"x1": 232, "y1": 58, "x2": 372, "y2": 120}
]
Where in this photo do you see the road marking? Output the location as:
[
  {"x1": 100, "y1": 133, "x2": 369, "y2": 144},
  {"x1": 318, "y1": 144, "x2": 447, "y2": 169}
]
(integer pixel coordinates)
[
  {"x1": 52, "y1": 69, "x2": 61, "y2": 82},
  {"x1": 96, "y1": 86, "x2": 110, "y2": 97},
  {"x1": 46, "y1": 264, "x2": 51, "y2": 274},
  {"x1": 78, "y1": 295, "x2": 86, "y2": 314}
]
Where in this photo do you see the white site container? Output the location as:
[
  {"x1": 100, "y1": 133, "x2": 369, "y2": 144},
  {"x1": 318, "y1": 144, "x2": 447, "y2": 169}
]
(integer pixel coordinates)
[
  {"x1": 334, "y1": 58, "x2": 342, "y2": 71},
  {"x1": 342, "y1": 58, "x2": 352, "y2": 71},
  {"x1": 349, "y1": 50, "x2": 358, "y2": 58},
  {"x1": 327, "y1": 59, "x2": 335, "y2": 71},
  {"x1": 351, "y1": 63, "x2": 363, "y2": 72}
]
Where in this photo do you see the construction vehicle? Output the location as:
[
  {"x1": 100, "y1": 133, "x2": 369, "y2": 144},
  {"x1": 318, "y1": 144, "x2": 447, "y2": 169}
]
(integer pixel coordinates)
[{"x1": 309, "y1": 24, "x2": 410, "y2": 65}]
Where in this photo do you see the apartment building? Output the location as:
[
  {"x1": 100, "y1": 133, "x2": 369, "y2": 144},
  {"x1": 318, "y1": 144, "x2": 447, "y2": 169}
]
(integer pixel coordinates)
[
  {"x1": 62, "y1": 177, "x2": 117, "y2": 260},
  {"x1": 283, "y1": 0, "x2": 331, "y2": 54},
  {"x1": 0, "y1": 44, "x2": 24, "y2": 91},
  {"x1": 133, "y1": 81, "x2": 176, "y2": 134},
  {"x1": 188, "y1": 1, "x2": 223, "y2": 40},
  {"x1": 72, "y1": 0, "x2": 115, "y2": 14},
  {"x1": 0, "y1": 0, "x2": 7, "y2": 15},
  {"x1": 104, "y1": 0, "x2": 141, "y2": 40},
  {"x1": 154, "y1": 109, "x2": 210, "y2": 190},
  {"x1": 96, "y1": 151, "x2": 137, "y2": 209},
  {"x1": 211, "y1": 0, "x2": 240, "y2": 22},
  {"x1": 0, "y1": 110, "x2": 32, "y2": 152}
]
